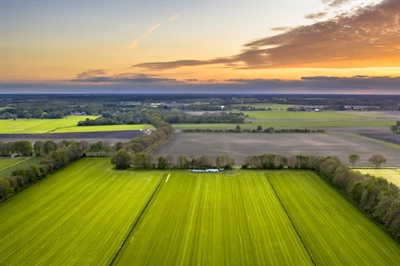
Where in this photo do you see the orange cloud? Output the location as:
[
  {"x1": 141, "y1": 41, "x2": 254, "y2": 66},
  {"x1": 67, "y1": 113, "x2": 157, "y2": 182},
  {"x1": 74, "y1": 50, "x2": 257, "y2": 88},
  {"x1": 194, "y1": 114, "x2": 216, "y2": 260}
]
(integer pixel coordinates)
[{"x1": 134, "y1": 0, "x2": 399, "y2": 70}]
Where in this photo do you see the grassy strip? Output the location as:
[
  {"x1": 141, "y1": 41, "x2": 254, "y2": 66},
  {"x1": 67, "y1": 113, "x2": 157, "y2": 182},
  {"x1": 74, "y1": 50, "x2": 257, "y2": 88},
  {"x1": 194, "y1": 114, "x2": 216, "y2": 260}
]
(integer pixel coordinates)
[
  {"x1": 115, "y1": 171, "x2": 312, "y2": 265},
  {"x1": 0, "y1": 158, "x2": 163, "y2": 265},
  {"x1": 52, "y1": 124, "x2": 154, "y2": 133},
  {"x1": 268, "y1": 170, "x2": 400, "y2": 265},
  {"x1": 0, "y1": 157, "x2": 43, "y2": 177},
  {"x1": 0, "y1": 157, "x2": 30, "y2": 171},
  {"x1": 0, "y1": 116, "x2": 98, "y2": 134},
  {"x1": 353, "y1": 168, "x2": 400, "y2": 187}
]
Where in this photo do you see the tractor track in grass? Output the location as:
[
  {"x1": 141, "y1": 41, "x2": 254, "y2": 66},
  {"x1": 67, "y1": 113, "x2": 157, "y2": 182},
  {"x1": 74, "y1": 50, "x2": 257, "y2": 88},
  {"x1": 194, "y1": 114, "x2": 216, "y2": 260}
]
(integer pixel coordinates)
[
  {"x1": 265, "y1": 174, "x2": 316, "y2": 266},
  {"x1": 110, "y1": 173, "x2": 167, "y2": 266}
]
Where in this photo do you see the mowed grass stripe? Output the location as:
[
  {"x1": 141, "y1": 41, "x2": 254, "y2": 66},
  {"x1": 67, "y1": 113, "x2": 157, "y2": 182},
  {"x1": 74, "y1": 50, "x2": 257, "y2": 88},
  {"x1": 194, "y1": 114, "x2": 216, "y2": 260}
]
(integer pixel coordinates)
[
  {"x1": 267, "y1": 170, "x2": 400, "y2": 265},
  {"x1": 0, "y1": 158, "x2": 163, "y2": 265},
  {"x1": 115, "y1": 171, "x2": 312, "y2": 265}
]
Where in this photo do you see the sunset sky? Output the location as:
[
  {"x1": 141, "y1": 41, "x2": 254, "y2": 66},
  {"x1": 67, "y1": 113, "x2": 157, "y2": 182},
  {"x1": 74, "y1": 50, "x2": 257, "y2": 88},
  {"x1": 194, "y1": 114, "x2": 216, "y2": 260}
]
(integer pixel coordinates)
[{"x1": 1, "y1": 0, "x2": 399, "y2": 94}]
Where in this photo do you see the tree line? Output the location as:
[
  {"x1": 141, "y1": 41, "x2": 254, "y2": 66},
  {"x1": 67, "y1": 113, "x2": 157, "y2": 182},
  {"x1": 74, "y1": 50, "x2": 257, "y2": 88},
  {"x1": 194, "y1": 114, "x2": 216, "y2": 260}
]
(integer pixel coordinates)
[
  {"x1": 0, "y1": 141, "x2": 83, "y2": 200},
  {"x1": 182, "y1": 126, "x2": 325, "y2": 134},
  {"x1": 112, "y1": 152, "x2": 236, "y2": 170}
]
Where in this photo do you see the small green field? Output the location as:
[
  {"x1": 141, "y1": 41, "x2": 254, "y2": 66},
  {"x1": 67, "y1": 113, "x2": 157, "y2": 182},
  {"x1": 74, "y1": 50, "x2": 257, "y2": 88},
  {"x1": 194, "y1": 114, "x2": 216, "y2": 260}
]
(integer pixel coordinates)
[
  {"x1": 233, "y1": 103, "x2": 293, "y2": 110},
  {"x1": 0, "y1": 158, "x2": 164, "y2": 265},
  {"x1": 354, "y1": 168, "x2": 400, "y2": 187},
  {"x1": 0, "y1": 157, "x2": 30, "y2": 171},
  {"x1": 0, "y1": 116, "x2": 98, "y2": 133},
  {"x1": 1, "y1": 160, "x2": 399, "y2": 265},
  {"x1": 244, "y1": 110, "x2": 391, "y2": 121},
  {"x1": 0, "y1": 157, "x2": 43, "y2": 177},
  {"x1": 52, "y1": 124, "x2": 154, "y2": 133}
]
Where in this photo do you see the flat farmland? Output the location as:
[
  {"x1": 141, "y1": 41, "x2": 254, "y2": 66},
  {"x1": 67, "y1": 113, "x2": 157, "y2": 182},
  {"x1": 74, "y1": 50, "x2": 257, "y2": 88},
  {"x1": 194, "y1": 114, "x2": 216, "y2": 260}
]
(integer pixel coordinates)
[
  {"x1": 0, "y1": 116, "x2": 98, "y2": 133},
  {"x1": 0, "y1": 158, "x2": 164, "y2": 265},
  {"x1": 1, "y1": 162, "x2": 399, "y2": 265},
  {"x1": 115, "y1": 171, "x2": 312, "y2": 265},
  {"x1": 354, "y1": 168, "x2": 400, "y2": 187},
  {"x1": 267, "y1": 171, "x2": 400, "y2": 265},
  {"x1": 0, "y1": 157, "x2": 30, "y2": 170},
  {"x1": 152, "y1": 133, "x2": 400, "y2": 167}
]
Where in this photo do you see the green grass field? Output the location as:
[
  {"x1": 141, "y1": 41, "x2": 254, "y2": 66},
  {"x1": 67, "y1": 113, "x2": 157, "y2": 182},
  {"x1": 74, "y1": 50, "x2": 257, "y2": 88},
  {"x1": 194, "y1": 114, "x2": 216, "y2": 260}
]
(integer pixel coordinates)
[
  {"x1": 115, "y1": 171, "x2": 312, "y2": 265},
  {"x1": 0, "y1": 158, "x2": 164, "y2": 265},
  {"x1": 244, "y1": 110, "x2": 391, "y2": 120},
  {"x1": 0, "y1": 157, "x2": 43, "y2": 177},
  {"x1": 0, "y1": 117, "x2": 154, "y2": 134},
  {"x1": 1, "y1": 160, "x2": 399, "y2": 265},
  {"x1": 267, "y1": 171, "x2": 400, "y2": 265},
  {"x1": 52, "y1": 124, "x2": 154, "y2": 133},
  {"x1": 0, "y1": 116, "x2": 98, "y2": 133},
  {"x1": 232, "y1": 103, "x2": 293, "y2": 110},
  {"x1": 354, "y1": 168, "x2": 400, "y2": 187},
  {"x1": 0, "y1": 157, "x2": 30, "y2": 171}
]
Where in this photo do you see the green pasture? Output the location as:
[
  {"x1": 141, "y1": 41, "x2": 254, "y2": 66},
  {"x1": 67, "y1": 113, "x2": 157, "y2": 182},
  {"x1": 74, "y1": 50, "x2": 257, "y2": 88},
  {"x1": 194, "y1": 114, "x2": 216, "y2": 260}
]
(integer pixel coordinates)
[
  {"x1": 0, "y1": 157, "x2": 43, "y2": 177},
  {"x1": 0, "y1": 158, "x2": 164, "y2": 265},
  {"x1": 354, "y1": 168, "x2": 400, "y2": 187},
  {"x1": 268, "y1": 171, "x2": 400, "y2": 265},
  {"x1": 232, "y1": 103, "x2": 293, "y2": 110},
  {"x1": 244, "y1": 110, "x2": 389, "y2": 120},
  {"x1": 0, "y1": 116, "x2": 97, "y2": 133},
  {"x1": 1, "y1": 161, "x2": 399, "y2": 265},
  {"x1": 115, "y1": 171, "x2": 312, "y2": 265},
  {"x1": 52, "y1": 124, "x2": 154, "y2": 133},
  {"x1": 0, "y1": 157, "x2": 30, "y2": 171}
]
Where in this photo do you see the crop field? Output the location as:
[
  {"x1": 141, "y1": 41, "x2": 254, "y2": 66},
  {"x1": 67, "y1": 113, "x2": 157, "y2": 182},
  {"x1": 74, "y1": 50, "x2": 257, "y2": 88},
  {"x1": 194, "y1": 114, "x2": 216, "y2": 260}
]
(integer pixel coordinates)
[
  {"x1": 1, "y1": 160, "x2": 399, "y2": 265},
  {"x1": 0, "y1": 116, "x2": 98, "y2": 133},
  {"x1": 153, "y1": 133, "x2": 400, "y2": 167},
  {"x1": 0, "y1": 157, "x2": 30, "y2": 171},
  {"x1": 51, "y1": 124, "x2": 153, "y2": 133},
  {"x1": 0, "y1": 157, "x2": 43, "y2": 177},
  {"x1": 0, "y1": 158, "x2": 164, "y2": 265},
  {"x1": 267, "y1": 171, "x2": 400, "y2": 265},
  {"x1": 354, "y1": 168, "x2": 400, "y2": 187}
]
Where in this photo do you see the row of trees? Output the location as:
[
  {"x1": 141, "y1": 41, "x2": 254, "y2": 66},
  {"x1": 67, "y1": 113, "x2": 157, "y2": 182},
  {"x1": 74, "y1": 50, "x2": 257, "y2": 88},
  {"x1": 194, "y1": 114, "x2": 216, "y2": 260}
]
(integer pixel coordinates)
[
  {"x1": 0, "y1": 141, "x2": 33, "y2": 156},
  {"x1": 349, "y1": 154, "x2": 386, "y2": 168},
  {"x1": 315, "y1": 156, "x2": 400, "y2": 241},
  {"x1": 112, "y1": 152, "x2": 236, "y2": 170},
  {"x1": 0, "y1": 142, "x2": 83, "y2": 200},
  {"x1": 182, "y1": 127, "x2": 325, "y2": 134}
]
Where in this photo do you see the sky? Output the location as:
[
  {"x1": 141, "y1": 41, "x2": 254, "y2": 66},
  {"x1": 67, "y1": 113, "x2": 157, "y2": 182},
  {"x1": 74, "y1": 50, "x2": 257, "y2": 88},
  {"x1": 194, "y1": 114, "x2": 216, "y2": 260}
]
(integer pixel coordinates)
[{"x1": 0, "y1": 0, "x2": 399, "y2": 94}]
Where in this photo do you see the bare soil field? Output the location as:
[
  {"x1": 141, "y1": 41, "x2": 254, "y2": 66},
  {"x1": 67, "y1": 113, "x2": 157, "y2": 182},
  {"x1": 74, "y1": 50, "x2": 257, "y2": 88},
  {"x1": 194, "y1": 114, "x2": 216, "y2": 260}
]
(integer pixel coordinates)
[
  {"x1": 0, "y1": 130, "x2": 144, "y2": 145},
  {"x1": 152, "y1": 133, "x2": 400, "y2": 167}
]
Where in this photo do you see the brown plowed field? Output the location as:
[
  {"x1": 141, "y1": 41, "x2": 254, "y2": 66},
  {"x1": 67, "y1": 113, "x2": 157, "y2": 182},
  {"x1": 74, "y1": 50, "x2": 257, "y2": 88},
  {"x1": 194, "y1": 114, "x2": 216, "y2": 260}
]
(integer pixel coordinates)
[{"x1": 152, "y1": 132, "x2": 400, "y2": 167}]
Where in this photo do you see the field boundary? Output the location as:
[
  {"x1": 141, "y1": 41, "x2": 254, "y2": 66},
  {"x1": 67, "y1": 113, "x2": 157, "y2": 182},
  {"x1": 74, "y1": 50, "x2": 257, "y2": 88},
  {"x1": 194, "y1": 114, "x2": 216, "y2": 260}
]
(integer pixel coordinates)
[
  {"x1": 110, "y1": 173, "x2": 167, "y2": 265},
  {"x1": 265, "y1": 173, "x2": 316, "y2": 266},
  {"x1": 0, "y1": 157, "x2": 30, "y2": 172}
]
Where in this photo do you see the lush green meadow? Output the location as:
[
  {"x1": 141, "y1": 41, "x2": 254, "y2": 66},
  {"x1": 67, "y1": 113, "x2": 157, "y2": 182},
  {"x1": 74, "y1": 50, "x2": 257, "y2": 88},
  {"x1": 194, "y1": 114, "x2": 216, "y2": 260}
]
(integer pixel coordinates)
[
  {"x1": 268, "y1": 171, "x2": 400, "y2": 265},
  {"x1": 0, "y1": 116, "x2": 98, "y2": 133},
  {"x1": 52, "y1": 124, "x2": 154, "y2": 133},
  {"x1": 0, "y1": 157, "x2": 30, "y2": 170},
  {"x1": 1, "y1": 160, "x2": 399, "y2": 265},
  {"x1": 115, "y1": 171, "x2": 312, "y2": 265},
  {"x1": 0, "y1": 157, "x2": 43, "y2": 177},
  {"x1": 0, "y1": 158, "x2": 164, "y2": 265},
  {"x1": 354, "y1": 168, "x2": 400, "y2": 187}
]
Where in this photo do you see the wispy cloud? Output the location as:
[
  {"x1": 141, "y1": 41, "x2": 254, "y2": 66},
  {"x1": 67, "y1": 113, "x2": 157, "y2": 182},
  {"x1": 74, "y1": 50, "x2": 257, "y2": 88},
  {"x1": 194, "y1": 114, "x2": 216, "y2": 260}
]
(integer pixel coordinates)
[
  {"x1": 124, "y1": 13, "x2": 179, "y2": 50},
  {"x1": 270, "y1": 27, "x2": 292, "y2": 31},
  {"x1": 168, "y1": 13, "x2": 179, "y2": 21},
  {"x1": 141, "y1": 23, "x2": 163, "y2": 38},
  {"x1": 134, "y1": 0, "x2": 399, "y2": 70},
  {"x1": 329, "y1": 0, "x2": 351, "y2": 7}
]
